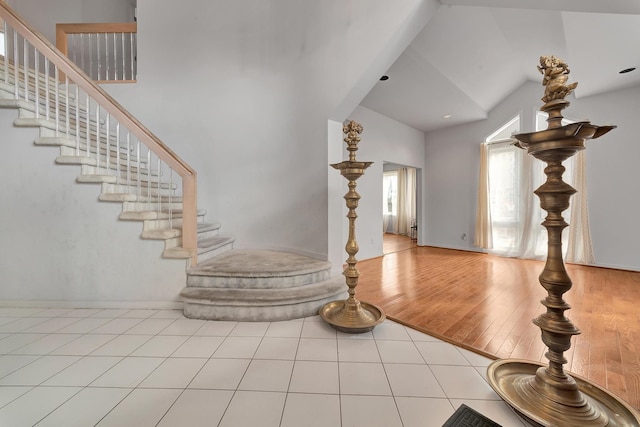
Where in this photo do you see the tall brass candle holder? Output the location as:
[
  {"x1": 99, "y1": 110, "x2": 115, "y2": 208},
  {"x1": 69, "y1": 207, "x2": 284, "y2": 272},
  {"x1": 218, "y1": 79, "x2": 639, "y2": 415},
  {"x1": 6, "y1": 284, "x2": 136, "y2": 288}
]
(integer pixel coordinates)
[
  {"x1": 319, "y1": 120, "x2": 385, "y2": 333},
  {"x1": 487, "y1": 56, "x2": 639, "y2": 426}
]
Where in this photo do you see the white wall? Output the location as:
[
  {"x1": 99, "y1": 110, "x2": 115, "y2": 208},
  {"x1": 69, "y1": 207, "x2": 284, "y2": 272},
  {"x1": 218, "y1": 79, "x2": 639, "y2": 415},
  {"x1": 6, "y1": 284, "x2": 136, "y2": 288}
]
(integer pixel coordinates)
[
  {"x1": 0, "y1": 110, "x2": 187, "y2": 306},
  {"x1": 424, "y1": 81, "x2": 640, "y2": 271},
  {"x1": 1, "y1": 0, "x2": 437, "y2": 304},
  {"x1": 345, "y1": 106, "x2": 426, "y2": 261}
]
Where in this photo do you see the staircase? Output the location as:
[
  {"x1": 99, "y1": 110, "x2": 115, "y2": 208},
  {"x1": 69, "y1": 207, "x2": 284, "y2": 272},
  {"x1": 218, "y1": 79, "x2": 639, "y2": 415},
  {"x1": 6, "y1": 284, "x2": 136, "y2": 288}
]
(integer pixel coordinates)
[
  {"x1": 1, "y1": 3, "x2": 346, "y2": 321},
  {"x1": 0, "y1": 62, "x2": 234, "y2": 265}
]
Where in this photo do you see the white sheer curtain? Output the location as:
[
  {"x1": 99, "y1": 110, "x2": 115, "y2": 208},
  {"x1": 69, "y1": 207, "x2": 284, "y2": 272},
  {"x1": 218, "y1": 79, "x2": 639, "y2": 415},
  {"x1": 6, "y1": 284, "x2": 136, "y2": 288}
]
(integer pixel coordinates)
[
  {"x1": 566, "y1": 151, "x2": 595, "y2": 264},
  {"x1": 477, "y1": 141, "x2": 595, "y2": 264},
  {"x1": 382, "y1": 168, "x2": 416, "y2": 235},
  {"x1": 397, "y1": 167, "x2": 416, "y2": 236},
  {"x1": 474, "y1": 142, "x2": 493, "y2": 249}
]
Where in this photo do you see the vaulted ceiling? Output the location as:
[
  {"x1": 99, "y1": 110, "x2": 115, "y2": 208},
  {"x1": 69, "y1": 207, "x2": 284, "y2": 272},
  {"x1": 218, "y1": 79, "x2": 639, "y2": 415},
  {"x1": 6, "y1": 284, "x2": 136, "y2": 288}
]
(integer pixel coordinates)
[{"x1": 360, "y1": 0, "x2": 640, "y2": 132}]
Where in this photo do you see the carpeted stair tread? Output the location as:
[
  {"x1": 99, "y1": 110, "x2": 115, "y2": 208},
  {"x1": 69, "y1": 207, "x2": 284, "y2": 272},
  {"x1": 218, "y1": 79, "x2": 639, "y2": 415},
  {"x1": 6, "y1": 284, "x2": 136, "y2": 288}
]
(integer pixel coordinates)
[{"x1": 188, "y1": 249, "x2": 331, "y2": 278}]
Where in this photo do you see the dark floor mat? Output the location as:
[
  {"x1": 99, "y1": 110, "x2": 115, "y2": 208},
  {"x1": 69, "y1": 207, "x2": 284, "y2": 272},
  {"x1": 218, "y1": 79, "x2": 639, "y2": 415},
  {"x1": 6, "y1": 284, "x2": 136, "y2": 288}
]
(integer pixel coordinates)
[{"x1": 442, "y1": 404, "x2": 503, "y2": 427}]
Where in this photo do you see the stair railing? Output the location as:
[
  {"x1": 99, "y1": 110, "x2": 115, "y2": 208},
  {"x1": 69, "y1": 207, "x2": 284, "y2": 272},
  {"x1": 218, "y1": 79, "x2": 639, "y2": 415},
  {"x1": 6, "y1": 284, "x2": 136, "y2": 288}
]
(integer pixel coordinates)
[
  {"x1": 0, "y1": 3, "x2": 198, "y2": 265},
  {"x1": 56, "y1": 22, "x2": 137, "y2": 83}
]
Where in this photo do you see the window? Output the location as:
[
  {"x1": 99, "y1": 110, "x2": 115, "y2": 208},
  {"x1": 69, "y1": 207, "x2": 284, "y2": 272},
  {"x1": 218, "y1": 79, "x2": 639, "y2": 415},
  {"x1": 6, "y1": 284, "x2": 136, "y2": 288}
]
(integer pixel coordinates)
[
  {"x1": 485, "y1": 115, "x2": 523, "y2": 255},
  {"x1": 383, "y1": 171, "x2": 398, "y2": 215},
  {"x1": 479, "y1": 112, "x2": 580, "y2": 259},
  {"x1": 0, "y1": 31, "x2": 5, "y2": 57}
]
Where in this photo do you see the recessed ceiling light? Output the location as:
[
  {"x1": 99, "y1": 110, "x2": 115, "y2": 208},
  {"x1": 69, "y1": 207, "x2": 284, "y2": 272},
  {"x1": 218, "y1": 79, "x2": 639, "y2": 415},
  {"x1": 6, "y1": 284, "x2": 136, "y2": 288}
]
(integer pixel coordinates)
[
  {"x1": 443, "y1": 114, "x2": 452, "y2": 119},
  {"x1": 379, "y1": 75, "x2": 389, "y2": 81},
  {"x1": 619, "y1": 67, "x2": 636, "y2": 74}
]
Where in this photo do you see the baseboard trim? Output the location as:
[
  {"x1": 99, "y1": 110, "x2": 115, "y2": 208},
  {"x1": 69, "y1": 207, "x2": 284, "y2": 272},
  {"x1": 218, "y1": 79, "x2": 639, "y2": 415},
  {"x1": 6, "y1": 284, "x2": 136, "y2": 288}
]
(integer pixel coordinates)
[{"x1": 0, "y1": 300, "x2": 183, "y2": 310}]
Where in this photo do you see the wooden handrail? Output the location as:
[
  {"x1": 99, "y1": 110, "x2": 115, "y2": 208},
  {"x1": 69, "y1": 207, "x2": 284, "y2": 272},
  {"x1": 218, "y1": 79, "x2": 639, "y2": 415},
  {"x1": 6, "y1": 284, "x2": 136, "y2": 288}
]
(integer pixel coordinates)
[
  {"x1": 56, "y1": 22, "x2": 137, "y2": 74},
  {"x1": 0, "y1": 3, "x2": 198, "y2": 264}
]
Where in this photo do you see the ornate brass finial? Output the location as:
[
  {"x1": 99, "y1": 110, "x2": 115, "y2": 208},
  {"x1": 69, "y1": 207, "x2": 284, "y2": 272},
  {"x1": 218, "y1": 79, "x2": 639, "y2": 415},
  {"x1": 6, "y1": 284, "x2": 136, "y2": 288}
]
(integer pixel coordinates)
[
  {"x1": 538, "y1": 55, "x2": 578, "y2": 104},
  {"x1": 343, "y1": 120, "x2": 363, "y2": 162}
]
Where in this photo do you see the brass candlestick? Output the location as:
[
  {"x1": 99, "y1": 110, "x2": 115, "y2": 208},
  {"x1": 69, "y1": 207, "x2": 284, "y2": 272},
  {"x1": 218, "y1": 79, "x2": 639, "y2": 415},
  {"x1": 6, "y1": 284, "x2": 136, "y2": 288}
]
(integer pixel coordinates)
[
  {"x1": 487, "y1": 56, "x2": 639, "y2": 426},
  {"x1": 319, "y1": 120, "x2": 385, "y2": 333}
]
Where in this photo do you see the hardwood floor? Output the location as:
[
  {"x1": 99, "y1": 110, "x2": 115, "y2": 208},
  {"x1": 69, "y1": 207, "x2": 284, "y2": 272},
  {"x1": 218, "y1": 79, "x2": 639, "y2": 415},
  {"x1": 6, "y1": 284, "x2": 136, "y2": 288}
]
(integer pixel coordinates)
[{"x1": 357, "y1": 235, "x2": 640, "y2": 409}]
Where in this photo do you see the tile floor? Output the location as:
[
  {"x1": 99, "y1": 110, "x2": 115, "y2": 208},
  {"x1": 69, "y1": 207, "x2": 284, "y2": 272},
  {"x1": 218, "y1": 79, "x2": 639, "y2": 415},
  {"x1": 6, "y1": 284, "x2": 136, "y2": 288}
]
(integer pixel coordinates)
[{"x1": 0, "y1": 307, "x2": 535, "y2": 427}]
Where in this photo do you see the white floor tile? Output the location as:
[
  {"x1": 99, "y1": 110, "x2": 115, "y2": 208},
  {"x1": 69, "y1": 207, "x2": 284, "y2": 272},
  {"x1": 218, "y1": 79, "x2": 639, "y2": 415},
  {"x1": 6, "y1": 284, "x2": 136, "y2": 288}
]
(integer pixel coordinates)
[
  {"x1": 395, "y1": 396, "x2": 455, "y2": 427},
  {"x1": 158, "y1": 318, "x2": 206, "y2": 335},
  {"x1": 372, "y1": 321, "x2": 412, "y2": 341},
  {"x1": 289, "y1": 361, "x2": 339, "y2": 394},
  {"x1": 450, "y1": 399, "x2": 531, "y2": 427},
  {"x1": 50, "y1": 334, "x2": 117, "y2": 356},
  {"x1": 337, "y1": 330, "x2": 374, "y2": 340},
  {"x1": 0, "y1": 386, "x2": 31, "y2": 408},
  {"x1": 188, "y1": 358, "x2": 250, "y2": 390},
  {"x1": 229, "y1": 322, "x2": 270, "y2": 337},
  {"x1": 90, "y1": 334, "x2": 152, "y2": 356},
  {"x1": 55, "y1": 317, "x2": 111, "y2": 334},
  {"x1": 59, "y1": 309, "x2": 103, "y2": 317},
  {"x1": 0, "y1": 318, "x2": 49, "y2": 333},
  {"x1": 90, "y1": 357, "x2": 164, "y2": 388},
  {"x1": 405, "y1": 326, "x2": 442, "y2": 342},
  {"x1": 96, "y1": 388, "x2": 181, "y2": 427},
  {"x1": 0, "y1": 386, "x2": 80, "y2": 427},
  {"x1": 238, "y1": 359, "x2": 294, "y2": 392},
  {"x1": 89, "y1": 309, "x2": 130, "y2": 318},
  {"x1": 171, "y1": 336, "x2": 224, "y2": 358},
  {"x1": 281, "y1": 393, "x2": 340, "y2": 427},
  {"x1": 415, "y1": 341, "x2": 473, "y2": 365},
  {"x1": 124, "y1": 318, "x2": 176, "y2": 335},
  {"x1": 11, "y1": 334, "x2": 81, "y2": 355},
  {"x1": 265, "y1": 320, "x2": 303, "y2": 338},
  {"x1": 120, "y1": 309, "x2": 158, "y2": 319},
  {"x1": 157, "y1": 389, "x2": 234, "y2": 427},
  {"x1": 339, "y1": 362, "x2": 391, "y2": 396},
  {"x1": 458, "y1": 347, "x2": 494, "y2": 367},
  {"x1": 0, "y1": 355, "x2": 80, "y2": 385},
  {"x1": 29, "y1": 308, "x2": 73, "y2": 318},
  {"x1": 0, "y1": 355, "x2": 40, "y2": 379},
  {"x1": 301, "y1": 321, "x2": 337, "y2": 338},
  {"x1": 338, "y1": 339, "x2": 381, "y2": 362},
  {"x1": 130, "y1": 335, "x2": 188, "y2": 357},
  {"x1": 254, "y1": 337, "x2": 299, "y2": 360},
  {"x1": 149, "y1": 309, "x2": 184, "y2": 319},
  {"x1": 42, "y1": 356, "x2": 122, "y2": 386},
  {"x1": 303, "y1": 315, "x2": 324, "y2": 322},
  {"x1": 0, "y1": 334, "x2": 47, "y2": 355},
  {"x1": 384, "y1": 363, "x2": 446, "y2": 397},
  {"x1": 21, "y1": 317, "x2": 82, "y2": 334},
  {"x1": 341, "y1": 395, "x2": 403, "y2": 427},
  {"x1": 212, "y1": 337, "x2": 261, "y2": 358},
  {"x1": 0, "y1": 308, "x2": 43, "y2": 317},
  {"x1": 91, "y1": 318, "x2": 144, "y2": 334},
  {"x1": 296, "y1": 338, "x2": 337, "y2": 361},
  {"x1": 138, "y1": 357, "x2": 207, "y2": 388},
  {"x1": 218, "y1": 391, "x2": 286, "y2": 427},
  {"x1": 35, "y1": 387, "x2": 131, "y2": 427},
  {"x1": 376, "y1": 340, "x2": 425, "y2": 364},
  {"x1": 430, "y1": 365, "x2": 501, "y2": 400},
  {"x1": 193, "y1": 321, "x2": 238, "y2": 336}
]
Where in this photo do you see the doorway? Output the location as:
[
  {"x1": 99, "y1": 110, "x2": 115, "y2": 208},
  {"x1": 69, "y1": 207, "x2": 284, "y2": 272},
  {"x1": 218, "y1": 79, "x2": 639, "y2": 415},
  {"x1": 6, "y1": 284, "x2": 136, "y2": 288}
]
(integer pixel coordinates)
[{"x1": 382, "y1": 162, "x2": 418, "y2": 255}]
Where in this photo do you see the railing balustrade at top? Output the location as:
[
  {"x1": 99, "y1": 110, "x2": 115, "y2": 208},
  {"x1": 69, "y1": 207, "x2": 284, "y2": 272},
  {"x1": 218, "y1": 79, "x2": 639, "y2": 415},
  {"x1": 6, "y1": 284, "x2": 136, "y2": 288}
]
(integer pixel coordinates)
[
  {"x1": 0, "y1": 3, "x2": 198, "y2": 264},
  {"x1": 56, "y1": 23, "x2": 137, "y2": 83}
]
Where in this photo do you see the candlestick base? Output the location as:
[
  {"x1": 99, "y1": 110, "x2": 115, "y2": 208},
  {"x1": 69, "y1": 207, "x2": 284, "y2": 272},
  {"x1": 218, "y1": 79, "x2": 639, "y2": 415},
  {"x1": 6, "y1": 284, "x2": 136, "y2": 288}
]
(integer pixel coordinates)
[
  {"x1": 488, "y1": 359, "x2": 640, "y2": 426},
  {"x1": 319, "y1": 299, "x2": 385, "y2": 334}
]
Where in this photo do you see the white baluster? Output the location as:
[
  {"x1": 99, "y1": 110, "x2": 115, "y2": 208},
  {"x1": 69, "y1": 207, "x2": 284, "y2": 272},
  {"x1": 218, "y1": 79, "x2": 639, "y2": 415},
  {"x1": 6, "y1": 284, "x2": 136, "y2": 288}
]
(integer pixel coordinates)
[
  {"x1": 34, "y1": 50, "x2": 39, "y2": 117},
  {"x1": 115, "y1": 122, "x2": 121, "y2": 184},
  {"x1": 130, "y1": 32, "x2": 135, "y2": 80},
  {"x1": 22, "y1": 38, "x2": 28, "y2": 101},
  {"x1": 3, "y1": 21, "x2": 8, "y2": 84},
  {"x1": 12, "y1": 29, "x2": 18, "y2": 98},
  {"x1": 54, "y1": 66, "x2": 59, "y2": 135},
  {"x1": 44, "y1": 58, "x2": 50, "y2": 121}
]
